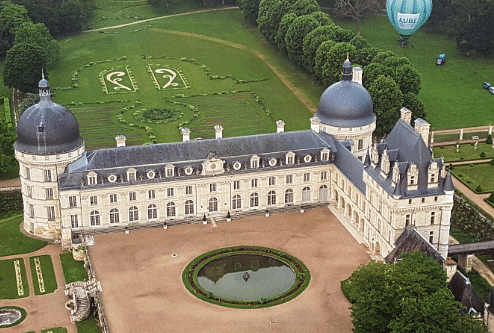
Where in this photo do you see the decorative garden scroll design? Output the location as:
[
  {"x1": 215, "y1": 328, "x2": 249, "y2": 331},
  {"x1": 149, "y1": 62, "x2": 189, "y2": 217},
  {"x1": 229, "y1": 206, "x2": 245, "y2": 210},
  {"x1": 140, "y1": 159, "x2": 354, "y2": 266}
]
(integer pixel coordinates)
[
  {"x1": 147, "y1": 64, "x2": 189, "y2": 90},
  {"x1": 100, "y1": 65, "x2": 138, "y2": 94}
]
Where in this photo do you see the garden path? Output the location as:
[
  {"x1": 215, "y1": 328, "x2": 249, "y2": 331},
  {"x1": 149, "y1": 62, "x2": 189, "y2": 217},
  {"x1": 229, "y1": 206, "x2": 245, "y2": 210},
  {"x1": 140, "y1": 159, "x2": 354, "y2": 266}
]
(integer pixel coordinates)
[
  {"x1": 451, "y1": 175, "x2": 494, "y2": 217},
  {"x1": 0, "y1": 245, "x2": 76, "y2": 333},
  {"x1": 84, "y1": 7, "x2": 319, "y2": 114}
]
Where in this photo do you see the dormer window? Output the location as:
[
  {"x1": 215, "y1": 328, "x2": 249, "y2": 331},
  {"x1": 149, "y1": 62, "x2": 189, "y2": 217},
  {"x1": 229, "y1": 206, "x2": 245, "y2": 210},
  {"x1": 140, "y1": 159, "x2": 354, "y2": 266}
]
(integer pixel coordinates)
[
  {"x1": 286, "y1": 152, "x2": 295, "y2": 165},
  {"x1": 127, "y1": 168, "x2": 137, "y2": 182},
  {"x1": 321, "y1": 149, "x2": 330, "y2": 161},
  {"x1": 304, "y1": 155, "x2": 312, "y2": 163},
  {"x1": 392, "y1": 162, "x2": 400, "y2": 187},
  {"x1": 233, "y1": 161, "x2": 241, "y2": 170},
  {"x1": 371, "y1": 143, "x2": 379, "y2": 167},
  {"x1": 108, "y1": 174, "x2": 117, "y2": 183},
  {"x1": 407, "y1": 163, "x2": 419, "y2": 191},
  {"x1": 269, "y1": 158, "x2": 277, "y2": 167},
  {"x1": 165, "y1": 165, "x2": 174, "y2": 177},
  {"x1": 380, "y1": 150, "x2": 390, "y2": 178},
  {"x1": 428, "y1": 161, "x2": 439, "y2": 188},
  {"x1": 250, "y1": 155, "x2": 260, "y2": 168},
  {"x1": 147, "y1": 170, "x2": 156, "y2": 179},
  {"x1": 87, "y1": 172, "x2": 97, "y2": 185},
  {"x1": 184, "y1": 166, "x2": 194, "y2": 175}
]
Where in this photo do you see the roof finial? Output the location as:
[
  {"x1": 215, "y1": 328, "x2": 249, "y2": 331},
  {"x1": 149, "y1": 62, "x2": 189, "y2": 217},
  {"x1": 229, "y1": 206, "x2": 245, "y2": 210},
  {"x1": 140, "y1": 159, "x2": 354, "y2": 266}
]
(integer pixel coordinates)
[
  {"x1": 346, "y1": 53, "x2": 349, "y2": 61},
  {"x1": 42, "y1": 68, "x2": 45, "y2": 80}
]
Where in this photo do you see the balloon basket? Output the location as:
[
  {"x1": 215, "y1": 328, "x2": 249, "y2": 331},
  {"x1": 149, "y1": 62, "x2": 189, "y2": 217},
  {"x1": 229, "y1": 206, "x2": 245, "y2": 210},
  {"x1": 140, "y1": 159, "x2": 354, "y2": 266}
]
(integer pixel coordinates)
[{"x1": 398, "y1": 35, "x2": 410, "y2": 48}]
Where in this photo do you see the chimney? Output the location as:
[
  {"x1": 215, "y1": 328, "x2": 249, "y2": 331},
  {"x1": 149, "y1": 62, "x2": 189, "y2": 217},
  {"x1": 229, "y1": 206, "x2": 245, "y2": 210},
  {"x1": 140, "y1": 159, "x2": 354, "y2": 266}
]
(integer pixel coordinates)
[
  {"x1": 414, "y1": 118, "x2": 430, "y2": 146},
  {"x1": 400, "y1": 107, "x2": 412, "y2": 125},
  {"x1": 214, "y1": 125, "x2": 223, "y2": 139},
  {"x1": 276, "y1": 120, "x2": 285, "y2": 133},
  {"x1": 352, "y1": 67, "x2": 363, "y2": 85},
  {"x1": 181, "y1": 128, "x2": 190, "y2": 142},
  {"x1": 310, "y1": 117, "x2": 320, "y2": 133},
  {"x1": 115, "y1": 135, "x2": 126, "y2": 147}
]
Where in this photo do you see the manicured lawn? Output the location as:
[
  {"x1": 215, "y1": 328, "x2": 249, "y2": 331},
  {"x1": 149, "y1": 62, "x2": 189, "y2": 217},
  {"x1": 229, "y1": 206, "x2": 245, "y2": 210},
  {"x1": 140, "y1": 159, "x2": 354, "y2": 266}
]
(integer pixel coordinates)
[
  {"x1": 450, "y1": 163, "x2": 494, "y2": 193},
  {"x1": 29, "y1": 255, "x2": 58, "y2": 295},
  {"x1": 335, "y1": 15, "x2": 494, "y2": 130},
  {"x1": 0, "y1": 213, "x2": 47, "y2": 257},
  {"x1": 59, "y1": 252, "x2": 88, "y2": 284},
  {"x1": 0, "y1": 258, "x2": 29, "y2": 299},
  {"x1": 76, "y1": 315, "x2": 101, "y2": 333},
  {"x1": 434, "y1": 143, "x2": 494, "y2": 162},
  {"x1": 41, "y1": 328, "x2": 67, "y2": 333}
]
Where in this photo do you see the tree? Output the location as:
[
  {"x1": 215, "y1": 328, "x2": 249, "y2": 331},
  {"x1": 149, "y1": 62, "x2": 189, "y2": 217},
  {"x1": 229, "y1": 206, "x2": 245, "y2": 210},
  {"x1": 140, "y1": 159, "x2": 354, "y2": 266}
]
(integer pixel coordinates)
[
  {"x1": 335, "y1": 0, "x2": 385, "y2": 36},
  {"x1": 285, "y1": 14, "x2": 320, "y2": 63},
  {"x1": 238, "y1": 0, "x2": 262, "y2": 24},
  {"x1": 403, "y1": 92, "x2": 426, "y2": 121},
  {"x1": 302, "y1": 25, "x2": 337, "y2": 72},
  {"x1": 309, "y1": 10, "x2": 333, "y2": 26},
  {"x1": 0, "y1": 121, "x2": 16, "y2": 174},
  {"x1": 349, "y1": 36, "x2": 379, "y2": 66},
  {"x1": 368, "y1": 75, "x2": 403, "y2": 134},
  {"x1": 275, "y1": 12, "x2": 297, "y2": 53},
  {"x1": 362, "y1": 62, "x2": 394, "y2": 87},
  {"x1": 14, "y1": 22, "x2": 60, "y2": 67},
  {"x1": 0, "y1": 1, "x2": 30, "y2": 57},
  {"x1": 3, "y1": 42, "x2": 46, "y2": 93},
  {"x1": 370, "y1": 50, "x2": 396, "y2": 64},
  {"x1": 342, "y1": 251, "x2": 488, "y2": 333},
  {"x1": 320, "y1": 42, "x2": 356, "y2": 85},
  {"x1": 313, "y1": 40, "x2": 336, "y2": 80},
  {"x1": 393, "y1": 64, "x2": 421, "y2": 95},
  {"x1": 258, "y1": 0, "x2": 291, "y2": 44},
  {"x1": 288, "y1": 0, "x2": 320, "y2": 16},
  {"x1": 486, "y1": 133, "x2": 492, "y2": 145},
  {"x1": 57, "y1": 0, "x2": 86, "y2": 34}
]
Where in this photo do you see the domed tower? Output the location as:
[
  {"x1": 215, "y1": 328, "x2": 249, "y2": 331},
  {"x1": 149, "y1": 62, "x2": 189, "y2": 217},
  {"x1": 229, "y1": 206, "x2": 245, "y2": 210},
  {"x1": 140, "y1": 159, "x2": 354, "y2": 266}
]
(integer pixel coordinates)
[
  {"x1": 14, "y1": 76, "x2": 84, "y2": 241},
  {"x1": 311, "y1": 57, "x2": 376, "y2": 160}
]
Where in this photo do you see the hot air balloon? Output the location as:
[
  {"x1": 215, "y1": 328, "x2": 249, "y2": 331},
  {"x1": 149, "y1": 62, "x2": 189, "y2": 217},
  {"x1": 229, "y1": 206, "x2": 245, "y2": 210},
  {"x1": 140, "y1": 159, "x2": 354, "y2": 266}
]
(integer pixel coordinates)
[{"x1": 386, "y1": 0, "x2": 433, "y2": 47}]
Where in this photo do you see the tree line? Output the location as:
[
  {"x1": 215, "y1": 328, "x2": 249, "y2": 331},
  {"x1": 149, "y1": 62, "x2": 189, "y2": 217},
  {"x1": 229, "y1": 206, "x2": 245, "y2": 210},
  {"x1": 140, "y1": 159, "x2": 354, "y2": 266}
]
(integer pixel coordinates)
[{"x1": 238, "y1": 0, "x2": 425, "y2": 134}]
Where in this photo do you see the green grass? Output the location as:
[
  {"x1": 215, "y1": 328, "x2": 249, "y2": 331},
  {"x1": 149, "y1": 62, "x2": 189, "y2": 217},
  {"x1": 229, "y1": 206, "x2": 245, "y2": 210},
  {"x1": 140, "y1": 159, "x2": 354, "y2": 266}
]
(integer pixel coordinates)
[
  {"x1": 434, "y1": 143, "x2": 494, "y2": 162},
  {"x1": 0, "y1": 306, "x2": 27, "y2": 328},
  {"x1": 76, "y1": 315, "x2": 101, "y2": 333},
  {"x1": 459, "y1": 268, "x2": 492, "y2": 301},
  {"x1": 0, "y1": 213, "x2": 47, "y2": 257},
  {"x1": 29, "y1": 255, "x2": 58, "y2": 295},
  {"x1": 335, "y1": 15, "x2": 494, "y2": 130},
  {"x1": 59, "y1": 252, "x2": 88, "y2": 284},
  {"x1": 0, "y1": 258, "x2": 29, "y2": 299},
  {"x1": 41, "y1": 328, "x2": 67, "y2": 333},
  {"x1": 450, "y1": 163, "x2": 494, "y2": 193},
  {"x1": 449, "y1": 226, "x2": 477, "y2": 244}
]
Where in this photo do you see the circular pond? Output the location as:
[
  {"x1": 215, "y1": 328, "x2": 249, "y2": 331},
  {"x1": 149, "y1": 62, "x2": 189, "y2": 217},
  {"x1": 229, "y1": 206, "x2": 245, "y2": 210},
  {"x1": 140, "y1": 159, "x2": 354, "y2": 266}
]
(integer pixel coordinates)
[
  {"x1": 183, "y1": 246, "x2": 310, "y2": 308},
  {"x1": 197, "y1": 254, "x2": 296, "y2": 301}
]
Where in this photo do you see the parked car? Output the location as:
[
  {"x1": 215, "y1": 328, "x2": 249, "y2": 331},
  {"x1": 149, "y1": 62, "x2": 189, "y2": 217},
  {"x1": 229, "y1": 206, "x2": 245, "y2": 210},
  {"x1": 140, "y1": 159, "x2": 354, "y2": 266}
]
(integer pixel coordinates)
[
  {"x1": 484, "y1": 82, "x2": 492, "y2": 90},
  {"x1": 436, "y1": 54, "x2": 446, "y2": 65},
  {"x1": 489, "y1": 86, "x2": 494, "y2": 95}
]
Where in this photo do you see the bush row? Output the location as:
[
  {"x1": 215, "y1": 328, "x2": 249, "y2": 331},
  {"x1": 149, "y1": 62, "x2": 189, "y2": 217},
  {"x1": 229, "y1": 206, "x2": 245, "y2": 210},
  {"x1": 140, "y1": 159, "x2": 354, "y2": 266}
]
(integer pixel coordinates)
[
  {"x1": 3, "y1": 97, "x2": 13, "y2": 129},
  {"x1": 0, "y1": 191, "x2": 23, "y2": 213},
  {"x1": 451, "y1": 192, "x2": 494, "y2": 242}
]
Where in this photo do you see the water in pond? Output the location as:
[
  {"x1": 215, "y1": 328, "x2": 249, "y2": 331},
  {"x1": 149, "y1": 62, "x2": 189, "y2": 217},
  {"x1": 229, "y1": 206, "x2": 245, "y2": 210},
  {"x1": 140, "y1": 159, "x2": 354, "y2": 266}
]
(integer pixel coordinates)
[{"x1": 197, "y1": 254, "x2": 296, "y2": 301}]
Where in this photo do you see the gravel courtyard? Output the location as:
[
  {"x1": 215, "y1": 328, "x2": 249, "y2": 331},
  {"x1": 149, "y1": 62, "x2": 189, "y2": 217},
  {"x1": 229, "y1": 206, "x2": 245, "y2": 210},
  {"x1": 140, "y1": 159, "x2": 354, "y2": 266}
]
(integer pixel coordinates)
[{"x1": 89, "y1": 207, "x2": 371, "y2": 333}]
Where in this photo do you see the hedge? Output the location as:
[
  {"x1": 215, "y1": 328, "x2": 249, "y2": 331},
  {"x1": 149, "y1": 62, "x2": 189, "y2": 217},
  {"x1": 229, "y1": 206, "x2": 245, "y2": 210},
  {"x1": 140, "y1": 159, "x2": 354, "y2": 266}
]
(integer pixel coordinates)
[
  {"x1": 4, "y1": 97, "x2": 12, "y2": 129},
  {"x1": 0, "y1": 191, "x2": 23, "y2": 213}
]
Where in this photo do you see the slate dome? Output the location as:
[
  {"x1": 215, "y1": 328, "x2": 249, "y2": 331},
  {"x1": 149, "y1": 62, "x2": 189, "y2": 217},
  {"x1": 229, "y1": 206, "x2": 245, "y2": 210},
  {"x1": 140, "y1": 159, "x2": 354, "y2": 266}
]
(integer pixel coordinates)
[
  {"x1": 315, "y1": 59, "x2": 375, "y2": 128},
  {"x1": 15, "y1": 78, "x2": 84, "y2": 155}
]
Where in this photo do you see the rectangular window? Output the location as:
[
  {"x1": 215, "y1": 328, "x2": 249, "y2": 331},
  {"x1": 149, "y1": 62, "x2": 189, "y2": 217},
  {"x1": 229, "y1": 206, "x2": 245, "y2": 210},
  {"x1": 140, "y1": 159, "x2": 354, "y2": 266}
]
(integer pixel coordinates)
[
  {"x1": 321, "y1": 152, "x2": 329, "y2": 161},
  {"x1": 431, "y1": 212, "x2": 435, "y2": 225},
  {"x1": 128, "y1": 173, "x2": 136, "y2": 181},
  {"x1": 45, "y1": 188, "x2": 54, "y2": 199},
  {"x1": 251, "y1": 159, "x2": 259, "y2": 168},
  {"x1": 71, "y1": 215, "x2": 79, "y2": 228},
  {"x1": 166, "y1": 168, "x2": 174, "y2": 177},
  {"x1": 233, "y1": 180, "x2": 240, "y2": 190},
  {"x1": 69, "y1": 196, "x2": 77, "y2": 208},
  {"x1": 25, "y1": 167, "x2": 30, "y2": 180},
  {"x1": 321, "y1": 171, "x2": 327, "y2": 180},
  {"x1": 110, "y1": 194, "x2": 118, "y2": 203},
  {"x1": 185, "y1": 185, "x2": 193, "y2": 195},
  {"x1": 129, "y1": 192, "x2": 136, "y2": 201},
  {"x1": 429, "y1": 231, "x2": 434, "y2": 243},
  {"x1": 209, "y1": 183, "x2": 217, "y2": 192},
  {"x1": 358, "y1": 139, "x2": 363, "y2": 151},
  {"x1": 29, "y1": 204, "x2": 35, "y2": 218},
  {"x1": 303, "y1": 173, "x2": 310, "y2": 182},
  {"x1": 47, "y1": 206, "x2": 55, "y2": 221},
  {"x1": 90, "y1": 196, "x2": 98, "y2": 206},
  {"x1": 434, "y1": 196, "x2": 438, "y2": 202},
  {"x1": 286, "y1": 174, "x2": 293, "y2": 184},
  {"x1": 88, "y1": 176, "x2": 96, "y2": 185},
  {"x1": 268, "y1": 176, "x2": 276, "y2": 186},
  {"x1": 167, "y1": 188, "x2": 174, "y2": 197},
  {"x1": 251, "y1": 179, "x2": 258, "y2": 188},
  {"x1": 408, "y1": 199, "x2": 412, "y2": 205},
  {"x1": 44, "y1": 169, "x2": 52, "y2": 182},
  {"x1": 148, "y1": 189, "x2": 156, "y2": 199},
  {"x1": 422, "y1": 198, "x2": 425, "y2": 203},
  {"x1": 287, "y1": 156, "x2": 294, "y2": 165},
  {"x1": 27, "y1": 186, "x2": 32, "y2": 197},
  {"x1": 405, "y1": 214, "x2": 411, "y2": 226}
]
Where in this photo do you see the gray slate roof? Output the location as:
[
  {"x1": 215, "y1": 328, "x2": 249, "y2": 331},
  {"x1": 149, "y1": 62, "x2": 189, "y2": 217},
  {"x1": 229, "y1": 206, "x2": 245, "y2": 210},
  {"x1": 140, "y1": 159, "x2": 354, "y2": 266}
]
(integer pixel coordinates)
[
  {"x1": 448, "y1": 271, "x2": 485, "y2": 316},
  {"x1": 364, "y1": 119, "x2": 454, "y2": 198},
  {"x1": 59, "y1": 130, "x2": 336, "y2": 190}
]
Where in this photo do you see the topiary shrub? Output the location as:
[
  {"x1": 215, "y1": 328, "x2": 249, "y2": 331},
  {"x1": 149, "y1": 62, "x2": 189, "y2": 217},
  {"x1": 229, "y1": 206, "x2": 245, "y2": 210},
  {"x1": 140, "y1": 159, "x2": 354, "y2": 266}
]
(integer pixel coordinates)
[
  {"x1": 481, "y1": 152, "x2": 486, "y2": 158},
  {"x1": 476, "y1": 185, "x2": 483, "y2": 193},
  {"x1": 490, "y1": 159, "x2": 494, "y2": 165},
  {"x1": 488, "y1": 192, "x2": 494, "y2": 203},
  {"x1": 486, "y1": 134, "x2": 493, "y2": 145}
]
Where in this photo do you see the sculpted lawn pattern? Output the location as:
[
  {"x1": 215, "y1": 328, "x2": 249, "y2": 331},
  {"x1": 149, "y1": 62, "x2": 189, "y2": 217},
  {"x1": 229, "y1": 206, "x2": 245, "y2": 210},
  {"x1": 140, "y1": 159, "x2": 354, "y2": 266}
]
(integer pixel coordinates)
[
  {"x1": 147, "y1": 65, "x2": 189, "y2": 90},
  {"x1": 14, "y1": 260, "x2": 24, "y2": 296},
  {"x1": 34, "y1": 257, "x2": 45, "y2": 293}
]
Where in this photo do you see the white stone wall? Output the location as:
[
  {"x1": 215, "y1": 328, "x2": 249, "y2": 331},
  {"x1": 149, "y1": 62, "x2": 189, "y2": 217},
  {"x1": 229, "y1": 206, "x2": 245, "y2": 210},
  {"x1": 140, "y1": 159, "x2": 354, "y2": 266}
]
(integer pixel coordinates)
[{"x1": 321, "y1": 122, "x2": 376, "y2": 160}]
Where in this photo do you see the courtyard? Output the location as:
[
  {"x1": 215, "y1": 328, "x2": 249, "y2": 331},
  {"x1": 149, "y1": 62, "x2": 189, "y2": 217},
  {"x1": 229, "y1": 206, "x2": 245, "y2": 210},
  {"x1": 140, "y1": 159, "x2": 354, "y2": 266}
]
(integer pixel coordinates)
[{"x1": 89, "y1": 207, "x2": 371, "y2": 332}]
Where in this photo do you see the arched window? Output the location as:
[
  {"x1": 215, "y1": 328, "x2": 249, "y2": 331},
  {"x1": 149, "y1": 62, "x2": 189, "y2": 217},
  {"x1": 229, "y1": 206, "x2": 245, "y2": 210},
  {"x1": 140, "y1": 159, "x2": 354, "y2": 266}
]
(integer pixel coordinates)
[
  {"x1": 129, "y1": 206, "x2": 139, "y2": 222},
  {"x1": 232, "y1": 195, "x2": 241, "y2": 210},
  {"x1": 250, "y1": 193, "x2": 259, "y2": 208},
  {"x1": 185, "y1": 200, "x2": 194, "y2": 215},
  {"x1": 109, "y1": 208, "x2": 119, "y2": 224},
  {"x1": 285, "y1": 189, "x2": 293, "y2": 204},
  {"x1": 148, "y1": 204, "x2": 157, "y2": 220},
  {"x1": 319, "y1": 185, "x2": 328, "y2": 202},
  {"x1": 166, "y1": 202, "x2": 176, "y2": 217},
  {"x1": 208, "y1": 197, "x2": 218, "y2": 212},
  {"x1": 267, "y1": 191, "x2": 276, "y2": 205},
  {"x1": 302, "y1": 187, "x2": 311, "y2": 203},
  {"x1": 90, "y1": 210, "x2": 100, "y2": 226}
]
